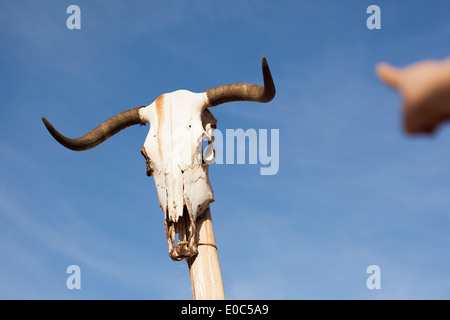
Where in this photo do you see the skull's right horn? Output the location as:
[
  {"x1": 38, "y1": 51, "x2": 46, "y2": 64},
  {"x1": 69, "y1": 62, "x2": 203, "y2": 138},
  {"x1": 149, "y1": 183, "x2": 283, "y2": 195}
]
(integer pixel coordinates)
[
  {"x1": 42, "y1": 107, "x2": 146, "y2": 151},
  {"x1": 205, "y1": 56, "x2": 276, "y2": 107}
]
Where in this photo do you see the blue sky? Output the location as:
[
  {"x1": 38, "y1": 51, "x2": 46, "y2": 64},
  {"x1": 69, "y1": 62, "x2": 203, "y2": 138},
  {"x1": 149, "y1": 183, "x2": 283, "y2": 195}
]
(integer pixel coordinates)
[{"x1": 1, "y1": 0, "x2": 450, "y2": 299}]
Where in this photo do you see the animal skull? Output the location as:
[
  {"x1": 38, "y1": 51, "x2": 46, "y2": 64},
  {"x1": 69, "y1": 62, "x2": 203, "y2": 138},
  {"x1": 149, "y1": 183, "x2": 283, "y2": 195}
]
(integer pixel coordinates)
[{"x1": 42, "y1": 57, "x2": 276, "y2": 261}]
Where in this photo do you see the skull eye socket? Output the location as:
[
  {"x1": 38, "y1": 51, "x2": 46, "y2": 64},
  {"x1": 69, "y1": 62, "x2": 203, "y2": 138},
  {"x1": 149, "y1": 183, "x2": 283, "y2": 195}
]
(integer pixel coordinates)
[
  {"x1": 202, "y1": 138, "x2": 215, "y2": 165},
  {"x1": 140, "y1": 147, "x2": 153, "y2": 176}
]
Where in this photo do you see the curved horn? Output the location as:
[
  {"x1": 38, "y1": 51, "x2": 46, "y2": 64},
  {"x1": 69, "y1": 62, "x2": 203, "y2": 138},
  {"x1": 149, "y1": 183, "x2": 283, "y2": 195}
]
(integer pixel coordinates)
[
  {"x1": 205, "y1": 56, "x2": 276, "y2": 107},
  {"x1": 42, "y1": 106, "x2": 146, "y2": 151}
]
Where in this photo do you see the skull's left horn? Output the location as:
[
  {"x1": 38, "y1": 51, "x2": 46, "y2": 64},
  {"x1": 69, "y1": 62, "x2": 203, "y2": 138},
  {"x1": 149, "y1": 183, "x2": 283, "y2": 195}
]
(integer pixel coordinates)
[
  {"x1": 205, "y1": 56, "x2": 276, "y2": 107},
  {"x1": 42, "y1": 107, "x2": 146, "y2": 151}
]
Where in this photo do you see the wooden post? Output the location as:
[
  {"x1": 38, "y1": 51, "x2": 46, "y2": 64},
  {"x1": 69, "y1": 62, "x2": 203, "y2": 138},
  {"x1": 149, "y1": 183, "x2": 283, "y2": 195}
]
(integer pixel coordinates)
[{"x1": 187, "y1": 207, "x2": 225, "y2": 300}]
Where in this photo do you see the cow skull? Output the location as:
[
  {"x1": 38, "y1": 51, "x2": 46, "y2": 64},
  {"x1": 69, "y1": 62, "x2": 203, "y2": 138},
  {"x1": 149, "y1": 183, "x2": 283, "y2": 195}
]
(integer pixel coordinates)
[{"x1": 42, "y1": 57, "x2": 276, "y2": 261}]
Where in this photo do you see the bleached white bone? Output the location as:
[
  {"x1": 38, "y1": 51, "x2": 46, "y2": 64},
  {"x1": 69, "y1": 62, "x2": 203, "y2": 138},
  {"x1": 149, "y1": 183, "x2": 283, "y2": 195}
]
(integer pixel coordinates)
[
  {"x1": 41, "y1": 57, "x2": 275, "y2": 261},
  {"x1": 139, "y1": 90, "x2": 215, "y2": 224}
]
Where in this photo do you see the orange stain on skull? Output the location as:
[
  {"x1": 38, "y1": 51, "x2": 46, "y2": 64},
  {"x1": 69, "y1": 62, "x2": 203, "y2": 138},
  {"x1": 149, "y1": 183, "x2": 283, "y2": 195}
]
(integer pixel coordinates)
[{"x1": 155, "y1": 94, "x2": 165, "y2": 160}]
